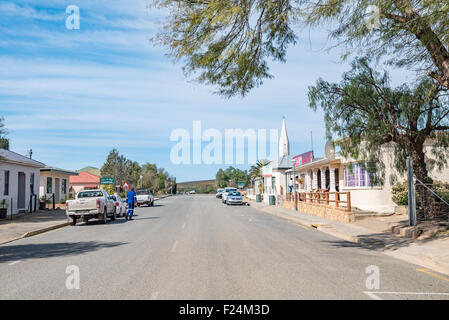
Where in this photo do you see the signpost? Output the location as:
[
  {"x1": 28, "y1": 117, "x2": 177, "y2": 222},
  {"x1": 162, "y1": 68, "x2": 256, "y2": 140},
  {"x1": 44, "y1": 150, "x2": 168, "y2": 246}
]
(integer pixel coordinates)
[
  {"x1": 122, "y1": 181, "x2": 130, "y2": 189},
  {"x1": 100, "y1": 177, "x2": 114, "y2": 185},
  {"x1": 237, "y1": 182, "x2": 246, "y2": 189}
]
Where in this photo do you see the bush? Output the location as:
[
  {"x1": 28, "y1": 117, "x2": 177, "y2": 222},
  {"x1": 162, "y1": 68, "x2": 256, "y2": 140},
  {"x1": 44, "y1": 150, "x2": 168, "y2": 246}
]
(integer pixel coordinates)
[
  {"x1": 392, "y1": 181, "x2": 408, "y2": 206},
  {"x1": 60, "y1": 198, "x2": 66, "y2": 204}
]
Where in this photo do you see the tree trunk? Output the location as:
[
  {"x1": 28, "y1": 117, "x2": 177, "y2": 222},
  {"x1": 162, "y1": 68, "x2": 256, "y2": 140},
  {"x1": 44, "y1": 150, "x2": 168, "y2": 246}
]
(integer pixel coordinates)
[{"x1": 410, "y1": 141, "x2": 429, "y2": 183}]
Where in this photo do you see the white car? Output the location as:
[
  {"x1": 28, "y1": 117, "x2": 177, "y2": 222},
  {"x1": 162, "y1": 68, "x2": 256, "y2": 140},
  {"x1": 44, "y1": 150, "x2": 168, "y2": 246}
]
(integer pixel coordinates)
[
  {"x1": 111, "y1": 194, "x2": 127, "y2": 217},
  {"x1": 136, "y1": 189, "x2": 154, "y2": 207},
  {"x1": 189, "y1": 190, "x2": 196, "y2": 194},
  {"x1": 226, "y1": 191, "x2": 244, "y2": 205},
  {"x1": 222, "y1": 187, "x2": 237, "y2": 203}
]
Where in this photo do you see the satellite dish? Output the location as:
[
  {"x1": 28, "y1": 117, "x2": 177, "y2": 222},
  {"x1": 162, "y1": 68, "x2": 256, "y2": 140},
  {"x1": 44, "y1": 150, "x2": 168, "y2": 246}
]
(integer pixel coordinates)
[{"x1": 325, "y1": 141, "x2": 335, "y2": 159}]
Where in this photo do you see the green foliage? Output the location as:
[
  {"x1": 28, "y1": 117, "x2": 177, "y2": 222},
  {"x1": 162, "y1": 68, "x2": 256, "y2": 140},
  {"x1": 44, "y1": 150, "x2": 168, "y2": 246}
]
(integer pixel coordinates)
[
  {"x1": 77, "y1": 166, "x2": 101, "y2": 176},
  {"x1": 392, "y1": 181, "x2": 408, "y2": 205},
  {"x1": 216, "y1": 166, "x2": 250, "y2": 188},
  {"x1": 308, "y1": 57, "x2": 449, "y2": 181},
  {"x1": 0, "y1": 117, "x2": 9, "y2": 150},
  {"x1": 249, "y1": 159, "x2": 270, "y2": 179},
  {"x1": 153, "y1": 0, "x2": 449, "y2": 97}
]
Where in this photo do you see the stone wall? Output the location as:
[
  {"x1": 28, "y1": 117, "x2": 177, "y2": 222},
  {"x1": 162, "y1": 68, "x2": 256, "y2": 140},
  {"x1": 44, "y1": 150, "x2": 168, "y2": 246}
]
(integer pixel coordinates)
[{"x1": 283, "y1": 200, "x2": 355, "y2": 223}]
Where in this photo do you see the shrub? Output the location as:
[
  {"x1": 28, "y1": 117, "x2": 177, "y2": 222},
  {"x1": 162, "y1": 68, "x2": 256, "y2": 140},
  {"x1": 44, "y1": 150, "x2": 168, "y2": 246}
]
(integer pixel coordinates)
[{"x1": 392, "y1": 181, "x2": 408, "y2": 206}]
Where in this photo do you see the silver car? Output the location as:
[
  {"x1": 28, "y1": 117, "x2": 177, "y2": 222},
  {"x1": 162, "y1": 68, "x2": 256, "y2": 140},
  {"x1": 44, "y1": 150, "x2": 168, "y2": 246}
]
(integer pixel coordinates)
[
  {"x1": 222, "y1": 187, "x2": 237, "y2": 203},
  {"x1": 226, "y1": 191, "x2": 243, "y2": 205}
]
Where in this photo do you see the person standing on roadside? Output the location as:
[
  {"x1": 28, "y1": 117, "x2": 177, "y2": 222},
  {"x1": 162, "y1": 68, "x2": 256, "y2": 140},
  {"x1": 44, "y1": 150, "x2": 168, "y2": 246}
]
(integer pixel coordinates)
[{"x1": 126, "y1": 187, "x2": 137, "y2": 220}]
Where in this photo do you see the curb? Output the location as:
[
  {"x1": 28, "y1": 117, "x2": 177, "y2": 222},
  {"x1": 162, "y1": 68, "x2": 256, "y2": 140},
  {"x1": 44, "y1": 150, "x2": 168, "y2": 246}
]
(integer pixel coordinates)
[
  {"x1": 0, "y1": 221, "x2": 70, "y2": 246},
  {"x1": 22, "y1": 222, "x2": 70, "y2": 238}
]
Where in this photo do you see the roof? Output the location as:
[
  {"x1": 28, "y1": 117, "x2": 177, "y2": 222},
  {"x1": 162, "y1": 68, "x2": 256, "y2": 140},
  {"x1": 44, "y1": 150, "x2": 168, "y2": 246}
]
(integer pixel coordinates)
[
  {"x1": 272, "y1": 155, "x2": 293, "y2": 169},
  {"x1": 69, "y1": 171, "x2": 100, "y2": 184},
  {"x1": 0, "y1": 148, "x2": 45, "y2": 168},
  {"x1": 41, "y1": 166, "x2": 79, "y2": 176}
]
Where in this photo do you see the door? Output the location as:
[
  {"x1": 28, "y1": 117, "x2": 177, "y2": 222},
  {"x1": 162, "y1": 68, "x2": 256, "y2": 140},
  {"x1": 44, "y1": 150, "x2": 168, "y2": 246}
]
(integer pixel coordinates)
[
  {"x1": 55, "y1": 178, "x2": 60, "y2": 203},
  {"x1": 18, "y1": 172, "x2": 26, "y2": 209}
]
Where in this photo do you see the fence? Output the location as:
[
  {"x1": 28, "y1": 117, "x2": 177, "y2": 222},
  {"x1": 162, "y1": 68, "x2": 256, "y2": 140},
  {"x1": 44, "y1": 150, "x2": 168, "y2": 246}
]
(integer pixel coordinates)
[
  {"x1": 415, "y1": 180, "x2": 449, "y2": 223},
  {"x1": 286, "y1": 191, "x2": 352, "y2": 212}
]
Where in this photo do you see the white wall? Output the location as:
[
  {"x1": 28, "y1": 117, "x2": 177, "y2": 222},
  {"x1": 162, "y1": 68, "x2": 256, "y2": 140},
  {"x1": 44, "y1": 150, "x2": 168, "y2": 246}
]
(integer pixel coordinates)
[
  {"x1": 39, "y1": 172, "x2": 71, "y2": 203},
  {"x1": 0, "y1": 163, "x2": 40, "y2": 215}
]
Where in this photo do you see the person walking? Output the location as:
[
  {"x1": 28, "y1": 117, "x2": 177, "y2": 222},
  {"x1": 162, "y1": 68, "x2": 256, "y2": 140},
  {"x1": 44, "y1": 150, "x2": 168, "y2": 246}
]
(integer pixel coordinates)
[{"x1": 126, "y1": 187, "x2": 137, "y2": 220}]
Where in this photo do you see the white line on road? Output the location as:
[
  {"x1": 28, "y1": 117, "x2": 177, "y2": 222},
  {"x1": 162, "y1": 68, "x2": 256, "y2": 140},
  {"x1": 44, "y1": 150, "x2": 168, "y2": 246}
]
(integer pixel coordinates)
[
  {"x1": 182, "y1": 223, "x2": 186, "y2": 229},
  {"x1": 171, "y1": 240, "x2": 179, "y2": 253},
  {"x1": 8, "y1": 261, "x2": 21, "y2": 266},
  {"x1": 363, "y1": 291, "x2": 382, "y2": 300}
]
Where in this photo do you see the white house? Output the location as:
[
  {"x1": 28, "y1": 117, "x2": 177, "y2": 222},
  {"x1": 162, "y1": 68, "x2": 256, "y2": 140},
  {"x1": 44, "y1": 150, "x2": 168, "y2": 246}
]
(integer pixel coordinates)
[
  {"x1": 0, "y1": 149, "x2": 44, "y2": 216},
  {"x1": 40, "y1": 167, "x2": 78, "y2": 204}
]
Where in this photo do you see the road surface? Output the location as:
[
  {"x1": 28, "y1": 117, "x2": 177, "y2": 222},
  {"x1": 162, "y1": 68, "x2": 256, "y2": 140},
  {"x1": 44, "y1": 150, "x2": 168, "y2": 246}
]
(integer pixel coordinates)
[{"x1": 1, "y1": 195, "x2": 449, "y2": 300}]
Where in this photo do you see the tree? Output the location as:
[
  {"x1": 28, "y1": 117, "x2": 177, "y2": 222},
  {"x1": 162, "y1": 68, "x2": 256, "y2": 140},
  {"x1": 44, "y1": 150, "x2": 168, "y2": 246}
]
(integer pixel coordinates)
[
  {"x1": 152, "y1": 0, "x2": 449, "y2": 97},
  {"x1": 249, "y1": 159, "x2": 270, "y2": 180},
  {"x1": 308, "y1": 57, "x2": 449, "y2": 182},
  {"x1": 101, "y1": 149, "x2": 131, "y2": 187},
  {"x1": 0, "y1": 118, "x2": 9, "y2": 150}
]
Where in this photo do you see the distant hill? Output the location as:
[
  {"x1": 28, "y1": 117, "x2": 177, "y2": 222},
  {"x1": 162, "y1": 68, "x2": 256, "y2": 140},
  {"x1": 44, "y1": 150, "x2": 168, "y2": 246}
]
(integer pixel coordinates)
[{"x1": 77, "y1": 166, "x2": 101, "y2": 176}]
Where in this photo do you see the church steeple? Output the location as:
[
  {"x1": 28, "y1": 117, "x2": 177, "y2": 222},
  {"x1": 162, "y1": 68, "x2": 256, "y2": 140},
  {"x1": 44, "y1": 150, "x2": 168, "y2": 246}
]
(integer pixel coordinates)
[{"x1": 279, "y1": 117, "x2": 290, "y2": 157}]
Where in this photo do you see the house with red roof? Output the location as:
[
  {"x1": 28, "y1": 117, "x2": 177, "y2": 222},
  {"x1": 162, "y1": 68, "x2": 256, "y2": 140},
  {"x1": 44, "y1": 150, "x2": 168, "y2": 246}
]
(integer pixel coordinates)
[{"x1": 69, "y1": 171, "x2": 100, "y2": 196}]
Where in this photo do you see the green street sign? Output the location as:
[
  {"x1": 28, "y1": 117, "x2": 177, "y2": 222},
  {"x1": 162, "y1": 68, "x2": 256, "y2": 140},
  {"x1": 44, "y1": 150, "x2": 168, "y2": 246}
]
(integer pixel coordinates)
[
  {"x1": 237, "y1": 181, "x2": 246, "y2": 188},
  {"x1": 100, "y1": 177, "x2": 114, "y2": 185}
]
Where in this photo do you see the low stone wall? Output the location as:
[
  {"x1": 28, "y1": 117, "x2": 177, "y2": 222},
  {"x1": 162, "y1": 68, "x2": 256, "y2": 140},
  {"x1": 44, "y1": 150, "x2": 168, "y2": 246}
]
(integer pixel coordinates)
[{"x1": 283, "y1": 200, "x2": 355, "y2": 223}]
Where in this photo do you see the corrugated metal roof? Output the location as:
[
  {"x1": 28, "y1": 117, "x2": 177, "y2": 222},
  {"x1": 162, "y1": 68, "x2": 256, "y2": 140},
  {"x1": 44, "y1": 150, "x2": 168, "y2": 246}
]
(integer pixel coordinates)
[{"x1": 0, "y1": 148, "x2": 45, "y2": 168}]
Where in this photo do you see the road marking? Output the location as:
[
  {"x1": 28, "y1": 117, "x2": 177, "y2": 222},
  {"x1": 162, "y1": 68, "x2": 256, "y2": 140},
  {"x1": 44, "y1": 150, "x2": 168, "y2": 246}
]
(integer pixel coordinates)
[
  {"x1": 416, "y1": 268, "x2": 449, "y2": 283},
  {"x1": 365, "y1": 291, "x2": 449, "y2": 298},
  {"x1": 8, "y1": 261, "x2": 21, "y2": 266},
  {"x1": 363, "y1": 291, "x2": 382, "y2": 300},
  {"x1": 171, "y1": 240, "x2": 179, "y2": 253},
  {"x1": 151, "y1": 292, "x2": 160, "y2": 300}
]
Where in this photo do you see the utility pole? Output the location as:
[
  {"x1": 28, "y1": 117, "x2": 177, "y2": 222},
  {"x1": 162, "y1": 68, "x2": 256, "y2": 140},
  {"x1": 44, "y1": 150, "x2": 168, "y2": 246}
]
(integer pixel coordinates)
[
  {"x1": 407, "y1": 157, "x2": 416, "y2": 226},
  {"x1": 310, "y1": 131, "x2": 314, "y2": 160}
]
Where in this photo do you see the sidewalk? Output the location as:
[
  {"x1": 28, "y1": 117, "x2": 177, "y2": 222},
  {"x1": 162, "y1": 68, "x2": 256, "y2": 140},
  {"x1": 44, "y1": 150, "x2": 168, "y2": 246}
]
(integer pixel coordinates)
[
  {"x1": 0, "y1": 194, "x2": 173, "y2": 245},
  {"x1": 248, "y1": 199, "x2": 449, "y2": 277},
  {"x1": 0, "y1": 210, "x2": 69, "y2": 245}
]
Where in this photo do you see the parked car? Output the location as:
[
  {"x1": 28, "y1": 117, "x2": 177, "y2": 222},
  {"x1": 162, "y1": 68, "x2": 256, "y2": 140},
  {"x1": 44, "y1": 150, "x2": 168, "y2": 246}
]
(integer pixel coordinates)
[
  {"x1": 111, "y1": 194, "x2": 127, "y2": 217},
  {"x1": 189, "y1": 190, "x2": 196, "y2": 194},
  {"x1": 136, "y1": 189, "x2": 154, "y2": 207},
  {"x1": 226, "y1": 191, "x2": 244, "y2": 205},
  {"x1": 222, "y1": 187, "x2": 237, "y2": 203},
  {"x1": 216, "y1": 188, "x2": 224, "y2": 199},
  {"x1": 66, "y1": 189, "x2": 116, "y2": 225}
]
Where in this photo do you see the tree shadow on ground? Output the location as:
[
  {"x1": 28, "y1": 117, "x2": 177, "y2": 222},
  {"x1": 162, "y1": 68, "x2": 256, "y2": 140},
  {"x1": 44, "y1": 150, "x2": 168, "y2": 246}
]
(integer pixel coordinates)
[
  {"x1": 322, "y1": 232, "x2": 413, "y2": 251},
  {"x1": 134, "y1": 217, "x2": 160, "y2": 221},
  {"x1": 0, "y1": 241, "x2": 127, "y2": 264}
]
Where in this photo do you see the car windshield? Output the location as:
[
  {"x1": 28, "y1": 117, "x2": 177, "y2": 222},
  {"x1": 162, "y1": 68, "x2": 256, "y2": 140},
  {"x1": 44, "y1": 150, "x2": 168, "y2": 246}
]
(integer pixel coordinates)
[
  {"x1": 217, "y1": 189, "x2": 224, "y2": 192},
  {"x1": 137, "y1": 189, "x2": 151, "y2": 195},
  {"x1": 230, "y1": 192, "x2": 241, "y2": 196},
  {"x1": 78, "y1": 191, "x2": 103, "y2": 198}
]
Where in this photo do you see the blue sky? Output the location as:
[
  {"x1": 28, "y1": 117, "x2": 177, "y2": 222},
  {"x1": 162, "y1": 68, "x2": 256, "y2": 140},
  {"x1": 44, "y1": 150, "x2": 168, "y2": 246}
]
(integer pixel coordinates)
[{"x1": 0, "y1": 1, "x2": 411, "y2": 182}]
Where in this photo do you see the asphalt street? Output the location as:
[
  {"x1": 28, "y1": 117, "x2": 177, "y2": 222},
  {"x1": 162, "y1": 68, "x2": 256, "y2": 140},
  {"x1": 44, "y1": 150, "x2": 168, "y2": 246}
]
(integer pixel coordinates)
[{"x1": 1, "y1": 194, "x2": 449, "y2": 300}]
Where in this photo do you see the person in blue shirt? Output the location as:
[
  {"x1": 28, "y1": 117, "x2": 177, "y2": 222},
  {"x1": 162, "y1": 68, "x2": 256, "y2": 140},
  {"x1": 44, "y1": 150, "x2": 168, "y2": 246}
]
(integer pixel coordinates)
[{"x1": 126, "y1": 187, "x2": 137, "y2": 220}]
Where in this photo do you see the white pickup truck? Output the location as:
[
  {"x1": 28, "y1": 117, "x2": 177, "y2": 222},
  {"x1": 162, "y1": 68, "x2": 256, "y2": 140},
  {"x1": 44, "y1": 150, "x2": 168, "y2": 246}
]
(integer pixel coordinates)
[
  {"x1": 136, "y1": 189, "x2": 154, "y2": 207},
  {"x1": 66, "y1": 189, "x2": 117, "y2": 225}
]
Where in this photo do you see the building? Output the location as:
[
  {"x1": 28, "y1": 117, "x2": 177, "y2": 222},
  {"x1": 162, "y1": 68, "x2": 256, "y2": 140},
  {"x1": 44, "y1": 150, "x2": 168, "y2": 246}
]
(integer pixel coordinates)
[
  {"x1": 0, "y1": 149, "x2": 44, "y2": 215},
  {"x1": 40, "y1": 167, "x2": 78, "y2": 203},
  {"x1": 286, "y1": 140, "x2": 449, "y2": 214},
  {"x1": 69, "y1": 171, "x2": 100, "y2": 196}
]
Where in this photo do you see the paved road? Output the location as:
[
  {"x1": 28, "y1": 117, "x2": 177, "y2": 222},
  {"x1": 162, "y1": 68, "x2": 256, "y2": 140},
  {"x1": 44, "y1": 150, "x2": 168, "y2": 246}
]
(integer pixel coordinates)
[{"x1": 1, "y1": 195, "x2": 449, "y2": 300}]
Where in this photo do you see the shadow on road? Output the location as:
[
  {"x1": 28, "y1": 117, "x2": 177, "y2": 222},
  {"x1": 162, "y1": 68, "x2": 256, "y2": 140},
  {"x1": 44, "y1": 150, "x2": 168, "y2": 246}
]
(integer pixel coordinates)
[
  {"x1": 134, "y1": 217, "x2": 160, "y2": 221},
  {"x1": 0, "y1": 241, "x2": 127, "y2": 263},
  {"x1": 322, "y1": 232, "x2": 412, "y2": 251}
]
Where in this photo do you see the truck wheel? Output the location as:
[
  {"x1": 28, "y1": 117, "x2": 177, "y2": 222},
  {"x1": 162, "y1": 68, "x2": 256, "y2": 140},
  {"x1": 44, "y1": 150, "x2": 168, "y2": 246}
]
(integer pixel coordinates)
[
  {"x1": 70, "y1": 217, "x2": 77, "y2": 226},
  {"x1": 111, "y1": 208, "x2": 116, "y2": 221}
]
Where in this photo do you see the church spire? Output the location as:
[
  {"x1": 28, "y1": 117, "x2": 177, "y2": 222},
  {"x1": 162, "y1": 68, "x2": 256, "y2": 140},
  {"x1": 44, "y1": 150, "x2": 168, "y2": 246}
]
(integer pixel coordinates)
[{"x1": 279, "y1": 117, "x2": 290, "y2": 157}]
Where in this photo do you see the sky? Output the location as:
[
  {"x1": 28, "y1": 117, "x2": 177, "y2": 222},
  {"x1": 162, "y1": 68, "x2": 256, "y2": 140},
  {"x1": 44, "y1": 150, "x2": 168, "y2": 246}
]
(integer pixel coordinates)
[{"x1": 0, "y1": 1, "x2": 411, "y2": 182}]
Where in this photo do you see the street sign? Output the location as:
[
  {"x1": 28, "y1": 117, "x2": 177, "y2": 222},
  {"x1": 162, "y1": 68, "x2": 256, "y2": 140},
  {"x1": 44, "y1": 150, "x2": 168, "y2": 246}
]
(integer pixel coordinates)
[
  {"x1": 237, "y1": 182, "x2": 246, "y2": 188},
  {"x1": 100, "y1": 177, "x2": 114, "y2": 185},
  {"x1": 122, "y1": 181, "x2": 130, "y2": 189}
]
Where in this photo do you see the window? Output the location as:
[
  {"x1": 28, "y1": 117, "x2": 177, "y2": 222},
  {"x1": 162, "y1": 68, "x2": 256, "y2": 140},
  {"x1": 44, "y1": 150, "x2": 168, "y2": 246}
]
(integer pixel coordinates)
[
  {"x1": 62, "y1": 179, "x2": 67, "y2": 194},
  {"x1": 345, "y1": 162, "x2": 379, "y2": 187},
  {"x1": 47, "y1": 177, "x2": 52, "y2": 194},
  {"x1": 30, "y1": 173, "x2": 35, "y2": 195},
  {"x1": 4, "y1": 171, "x2": 9, "y2": 196}
]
